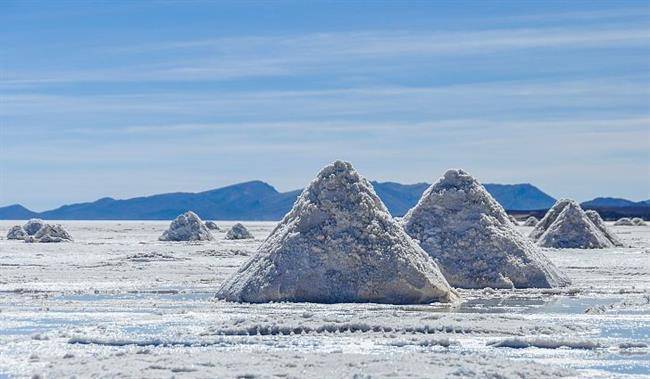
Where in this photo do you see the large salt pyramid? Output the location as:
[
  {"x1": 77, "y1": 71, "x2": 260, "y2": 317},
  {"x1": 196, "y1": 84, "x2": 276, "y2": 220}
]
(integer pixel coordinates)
[
  {"x1": 585, "y1": 210, "x2": 624, "y2": 247},
  {"x1": 529, "y1": 199, "x2": 572, "y2": 240},
  {"x1": 401, "y1": 169, "x2": 569, "y2": 289},
  {"x1": 216, "y1": 161, "x2": 457, "y2": 304},
  {"x1": 159, "y1": 211, "x2": 214, "y2": 241},
  {"x1": 537, "y1": 202, "x2": 613, "y2": 248}
]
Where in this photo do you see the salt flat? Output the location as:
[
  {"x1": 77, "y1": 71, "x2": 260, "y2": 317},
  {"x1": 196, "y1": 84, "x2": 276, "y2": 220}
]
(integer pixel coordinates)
[{"x1": 0, "y1": 221, "x2": 648, "y2": 378}]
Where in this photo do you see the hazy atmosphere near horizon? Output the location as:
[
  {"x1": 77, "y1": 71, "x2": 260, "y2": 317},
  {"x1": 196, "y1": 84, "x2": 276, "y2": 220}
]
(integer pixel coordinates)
[{"x1": 2, "y1": 0, "x2": 649, "y2": 210}]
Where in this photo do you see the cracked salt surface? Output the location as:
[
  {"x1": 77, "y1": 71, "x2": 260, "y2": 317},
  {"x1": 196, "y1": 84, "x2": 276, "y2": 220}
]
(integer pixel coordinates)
[{"x1": 1, "y1": 221, "x2": 648, "y2": 378}]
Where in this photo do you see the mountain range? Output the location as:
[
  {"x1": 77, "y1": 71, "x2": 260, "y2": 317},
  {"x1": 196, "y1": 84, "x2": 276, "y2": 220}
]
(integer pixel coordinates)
[{"x1": 0, "y1": 180, "x2": 647, "y2": 220}]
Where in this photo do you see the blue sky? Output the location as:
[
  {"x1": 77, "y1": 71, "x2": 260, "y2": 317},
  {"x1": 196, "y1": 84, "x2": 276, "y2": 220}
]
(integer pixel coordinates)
[{"x1": 1, "y1": 0, "x2": 649, "y2": 210}]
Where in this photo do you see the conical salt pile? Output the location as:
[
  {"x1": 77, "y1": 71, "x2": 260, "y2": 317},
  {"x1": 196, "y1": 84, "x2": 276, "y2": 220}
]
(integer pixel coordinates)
[
  {"x1": 524, "y1": 216, "x2": 539, "y2": 226},
  {"x1": 225, "y1": 223, "x2": 254, "y2": 240},
  {"x1": 508, "y1": 214, "x2": 519, "y2": 225},
  {"x1": 7, "y1": 226, "x2": 27, "y2": 240},
  {"x1": 632, "y1": 217, "x2": 647, "y2": 226},
  {"x1": 159, "y1": 211, "x2": 214, "y2": 241},
  {"x1": 529, "y1": 199, "x2": 572, "y2": 240},
  {"x1": 614, "y1": 217, "x2": 634, "y2": 226},
  {"x1": 25, "y1": 224, "x2": 73, "y2": 243},
  {"x1": 402, "y1": 169, "x2": 569, "y2": 289},
  {"x1": 585, "y1": 210, "x2": 624, "y2": 247},
  {"x1": 24, "y1": 219, "x2": 46, "y2": 236},
  {"x1": 217, "y1": 161, "x2": 457, "y2": 304},
  {"x1": 537, "y1": 202, "x2": 613, "y2": 249},
  {"x1": 205, "y1": 221, "x2": 221, "y2": 230}
]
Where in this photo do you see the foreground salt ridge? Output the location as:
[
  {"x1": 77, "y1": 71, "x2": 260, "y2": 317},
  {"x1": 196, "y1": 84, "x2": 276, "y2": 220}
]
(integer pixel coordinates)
[
  {"x1": 0, "y1": 221, "x2": 648, "y2": 378},
  {"x1": 402, "y1": 169, "x2": 569, "y2": 289},
  {"x1": 159, "y1": 211, "x2": 214, "y2": 241},
  {"x1": 217, "y1": 160, "x2": 458, "y2": 304}
]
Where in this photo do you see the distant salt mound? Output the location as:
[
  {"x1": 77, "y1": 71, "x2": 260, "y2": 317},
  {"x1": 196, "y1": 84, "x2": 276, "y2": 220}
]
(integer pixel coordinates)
[
  {"x1": 7, "y1": 226, "x2": 27, "y2": 240},
  {"x1": 529, "y1": 199, "x2": 572, "y2": 240},
  {"x1": 205, "y1": 221, "x2": 220, "y2": 230},
  {"x1": 225, "y1": 223, "x2": 254, "y2": 240},
  {"x1": 217, "y1": 160, "x2": 458, "y2": 304},
  {"x1": 401, "y1": 169, "x2": 569, "y2": 289},
  {"x1": 25, "y1": 224, "x2": 73, "y2": 243},
  {"x1": 614, "y1": 218, "x2": 634, "y2": 226},
  {"x1": 537, "y1": 202, "x2": 613, "y2": 249},
  {"x1": 524, "y1": 216, "x2": 539, "y2": 227},
  {"x1": 585, "y1": 210, "x2": 624, "y2": 247},
  {"x1": 159, "y1": 211, "x2": 214, "y2": 241},
  {"x1": 632, "y1": 217, "x2": 647, "y2": 226},
  {"x1": 24, "y1": 219, "x2": 46, "y2": 236},
  {"x1": 508, "y1": 214, "x2": 518, "y2": 225}
]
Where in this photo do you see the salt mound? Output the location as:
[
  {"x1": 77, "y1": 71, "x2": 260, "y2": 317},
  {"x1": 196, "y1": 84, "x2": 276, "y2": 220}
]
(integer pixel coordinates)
[
  {"x1": 614, "y1": 217, "x2": 634, "y2": 226},
  {"x1": 401, "y1": 169, "x2": 569, "y2": 289},
  {"x1": 508, "y1": 214, "x2": 518, "y2": 225},
  {"x1": 205, "y1": 221, "x2": 221, "y2": 230},
  {"x1": 585, "y1": 210, "x2": 624, "y2": 247},
  {"x1": 25, "y1": 224, "x2": 73, "y2": 243},
  {"x1": 529, "y1": 199, "x2": 572, "y2": 240},
  {"x1": 225, "y1": 223, "x2": 253, "y2": 240},
  {"x1": 537, "y1": 202, "x2": 613, "y2": 249},
  {"x1": 7, "y1": 226, "x2": 27, "y2": 240},
  {"x1": 632, "y1": 217, "x2": 647, "y2": 226},
  {"x1": 217, "y1": 160, "x2": 458, "y2": 304},
  {"x1": 159, "y1": 211, "x2": 214, "y2": 241},
  {"x1": 24, "y1": 219, "x2": 46, "y2": 235},
  {"x1": 524, "y1": 216, "x2": 539, "y2": 226}
]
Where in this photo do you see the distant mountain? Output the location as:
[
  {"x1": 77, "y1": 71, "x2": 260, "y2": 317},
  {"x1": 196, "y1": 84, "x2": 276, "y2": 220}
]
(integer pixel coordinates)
[
  {"x1": 0, "y1": 204, "x2": 39, "y2": 219},
  {"x1": 581, "y1": 197, "x2": 646, "y2": 208},
  {"x1": 482, "y1": 183, "x2": 556, "y2": 211},
  {"x1": 0, "y1": 180, "x2": 561, "y2": 220}
]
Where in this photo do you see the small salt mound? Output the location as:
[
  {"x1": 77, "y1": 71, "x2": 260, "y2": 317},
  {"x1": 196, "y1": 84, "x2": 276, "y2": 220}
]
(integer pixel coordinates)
[
  {"x1": 225, "y1": 223, "x2": 253, "y2": 240},
  {"x1": 524, "y1": 216, "x2": 539, "y2": 227},
  {"x1": 205, "y1": 221, "x2": 220, "y2": 230},
  {"x1": 529, "y1": 199, "x2": 572, "y2": 240},
  {"x1": 585, "y1": 210, "x2": 624, "y2": 247},
  {"x1": 159, "y1": 211, "x2": 214, "y2": 241},
  {"x1": 614, "y1": 218, "x2": 634, "y2": 226},
  {"x1": 217, "y1": 160, "x2": 458, "y2": 304},
  {"x1": 508, "y1": 214, "x2": 518, "y2": 225},
  {"x1": 401, "y1": 169, "x2": 569, "y2": 289},
  {"x1": 25, "y1": 224, "x2": 73, "y2": 243},
  {"x1": 537, "y1": 202, "x2": 613, "y2": 249},
  {"x1": 7, "y1": 225, "x2": 27, "y2": 240},
  {"x1": 23, "y1": 219, "x2": 46, "y2": 235},
  {"x1": 632, "y1": 217, "x2": 647, "y2": 226}
]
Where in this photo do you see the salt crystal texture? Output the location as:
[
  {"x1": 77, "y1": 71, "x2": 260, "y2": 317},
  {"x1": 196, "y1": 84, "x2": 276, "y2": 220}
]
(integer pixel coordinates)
[
  {"x1": 225, "y1": 223, "x2": 253, "y2": 240},
  {"x1": 159, "y1": 211, "x2": 214, "y2": 241},
  {"x1": 614, "y1": 218, "x2": 634, "y2": 226},
  {"x1": 632, "y1": 217, "x2": 647, "y2": 226},
  {"x1": 523, "y1": 216, "x2": 539, "y2": 227},
  {"x1": 25, "y1": 224, "x2": 73, "y2": 243},
  {"x1": 6, "y1": 225, "x2": 27, "y2": 240},
  {"x1": 585, "y1": 210, "x2": 624, "y2": 247},
  {"x1": 401, "y1": 169, "x2": 569, "y2": 289},
  {"x1": 23, "y1": 219, "x2": 46, "y2": 235},
  {"x1": 537, "y1": 202, "x2": 613, "y2": 249},
  {"x1": 216, "y1": 160, "x2": 458, "y2": 304},
  {"x1": 529, "y1": 199, "x2": 572, "y2": 240}
]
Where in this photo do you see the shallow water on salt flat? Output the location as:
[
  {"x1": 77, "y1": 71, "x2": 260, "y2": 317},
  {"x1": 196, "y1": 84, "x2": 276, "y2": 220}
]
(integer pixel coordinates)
[{"x1": 0, "y1": 221, "x2": 648, "y2": 378}]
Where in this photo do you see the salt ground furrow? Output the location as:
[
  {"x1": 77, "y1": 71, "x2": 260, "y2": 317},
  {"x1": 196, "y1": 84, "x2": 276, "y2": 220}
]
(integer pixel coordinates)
[{"x1": 1, "y1": 221, "x2": 649, "y2": 378}]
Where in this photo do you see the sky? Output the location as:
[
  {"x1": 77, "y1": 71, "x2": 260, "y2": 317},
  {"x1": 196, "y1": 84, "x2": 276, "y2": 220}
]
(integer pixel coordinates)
[{"x1": 1, "y1": 0, "x2": 649, "y2": 211}]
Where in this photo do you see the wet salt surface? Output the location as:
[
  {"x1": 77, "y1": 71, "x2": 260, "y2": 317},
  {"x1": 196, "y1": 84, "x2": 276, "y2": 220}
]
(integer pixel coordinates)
[{"x1": 0, "y1": 221, "x2": 648, "y2": 378}]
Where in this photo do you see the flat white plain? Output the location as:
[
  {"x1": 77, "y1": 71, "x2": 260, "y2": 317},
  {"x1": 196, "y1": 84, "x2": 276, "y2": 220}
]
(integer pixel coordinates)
[{"x1": 0, "y1": 221, "x2": 648, "y2": 378}]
